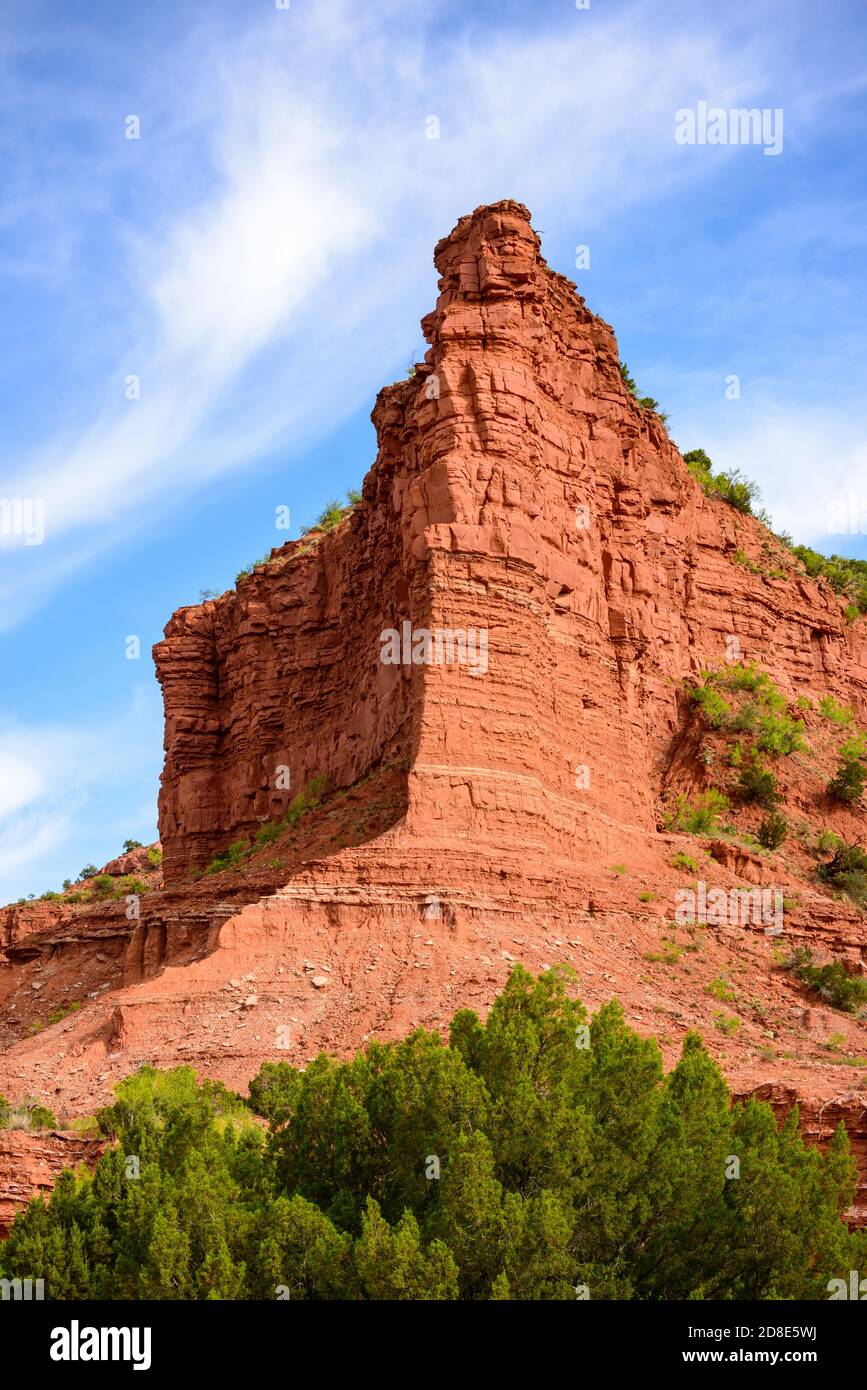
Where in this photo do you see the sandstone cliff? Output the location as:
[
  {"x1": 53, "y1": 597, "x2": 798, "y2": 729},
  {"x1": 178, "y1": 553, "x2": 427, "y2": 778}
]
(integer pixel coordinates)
[{"x1": 1, "y1": 200, "x2": 866, "y2": 1227}]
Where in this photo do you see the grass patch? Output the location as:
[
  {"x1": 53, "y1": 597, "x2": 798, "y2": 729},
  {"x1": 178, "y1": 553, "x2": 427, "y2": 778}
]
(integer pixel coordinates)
[
  {"x1": 664, "y1": 789, "x2": 729, "y2": 835},
  {"x1": 671, "y1": 851, "x2": 698, "y2": 873},
  {"x1": 705, "y1": 977, "x2": 736, "y2": 1004},
  {"x1": 712, "y1": 1013, "x2": 740, "y2": 1036},
  {"x1": 818, "y1": 695, "x2": 854, "y2": 726},
  {"x1": 644, "y1": 942, "x2": 685, "y2": 966}
]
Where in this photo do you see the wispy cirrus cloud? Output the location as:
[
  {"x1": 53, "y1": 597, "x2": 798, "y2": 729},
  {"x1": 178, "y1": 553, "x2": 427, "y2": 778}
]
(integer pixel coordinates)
[{"x1": 0, "y1": 0, "x2": 824, "y2": 626}]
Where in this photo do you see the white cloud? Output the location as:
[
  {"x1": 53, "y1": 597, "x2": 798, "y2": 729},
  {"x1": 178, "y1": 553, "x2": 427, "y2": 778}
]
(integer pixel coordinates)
[
  {"x1": 669, "y1": 395, "x2": 867, "y2": 546},
  {"x1": 0, "y1": 748, "x2": 43, "y2": 819},
  {"x1": 0, "y1": 687, "x2": 161, "y2": 900},
  {"x1": 0, "y1": 0, "x2": 799, "y2": 627}
]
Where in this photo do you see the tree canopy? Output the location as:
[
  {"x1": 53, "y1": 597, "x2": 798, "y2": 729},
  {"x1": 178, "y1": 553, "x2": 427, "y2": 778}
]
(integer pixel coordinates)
[{"x1": 1, "y1": 966, "x2": 862, "y2": 1300}]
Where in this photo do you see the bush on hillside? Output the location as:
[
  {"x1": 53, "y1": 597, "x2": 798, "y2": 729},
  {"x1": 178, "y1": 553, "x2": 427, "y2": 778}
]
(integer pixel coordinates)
[
  {"x1": 736, "y1": 756, "x2": 781, "y2": 809},
  {"x1": 682, "y1": 450, "x2": 763, "y2": 517},
  {"x1": 784, "y1": 947, "x2": 867, "y2": 1015},
  {"x1": 817, "y1": 841, "x2": 867, "y2": 907},
  {"x1": 828, "y1": 756, "x2": 866, "y2": 805},
  {"x1": 690, "y1": 685, "x2": 732, "y2": 729},
  {"x1": 665, "y1": 789, "x2": 729, "y2": 835},
  {"x1": 757, "y1": 812, "x2": 787, "y2": 850}
]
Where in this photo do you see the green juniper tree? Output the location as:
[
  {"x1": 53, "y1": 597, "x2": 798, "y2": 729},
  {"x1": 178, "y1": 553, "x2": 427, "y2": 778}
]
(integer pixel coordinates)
[{"x1": 2, "y1": 969, "x2": 864, "y2": 1300}]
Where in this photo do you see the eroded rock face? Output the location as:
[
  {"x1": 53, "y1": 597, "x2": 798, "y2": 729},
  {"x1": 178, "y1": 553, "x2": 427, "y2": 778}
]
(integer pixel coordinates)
[
  {"x1": 739, "y1": 1085, "x2": 867, "y2": 1228},
  {"x1": 153, "y1": 199, "x2": 867, "y2": 881},
  {"x1": 0, "y1": 1130, "x2": 103, "y2": 1238},
  {"x1": 2, "y1": 200, "x2": 867, "y2": 1226}
]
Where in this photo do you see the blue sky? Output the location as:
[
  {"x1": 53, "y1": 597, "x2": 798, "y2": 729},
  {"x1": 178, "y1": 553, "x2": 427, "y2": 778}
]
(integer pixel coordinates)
[{"x1": 0, "y1": 0, "x2": 865, "y2": 902}]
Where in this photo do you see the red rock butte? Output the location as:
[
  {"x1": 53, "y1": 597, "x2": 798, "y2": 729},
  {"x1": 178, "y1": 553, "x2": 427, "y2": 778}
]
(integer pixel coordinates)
[{"x1": 3, "y1": 201, "x2": 867, "y2": 1221}]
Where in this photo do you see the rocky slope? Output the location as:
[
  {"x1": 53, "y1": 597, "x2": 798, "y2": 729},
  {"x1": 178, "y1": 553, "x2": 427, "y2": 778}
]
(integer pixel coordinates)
[{"x1": 2, "y1": 200, "x2": 866, "y2": 1225}]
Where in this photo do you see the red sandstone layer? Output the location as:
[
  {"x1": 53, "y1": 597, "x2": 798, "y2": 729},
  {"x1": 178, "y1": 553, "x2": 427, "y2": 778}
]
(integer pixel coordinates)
[{"x1": 2, "y1": 200, "x2": 866, "y2": 1228}]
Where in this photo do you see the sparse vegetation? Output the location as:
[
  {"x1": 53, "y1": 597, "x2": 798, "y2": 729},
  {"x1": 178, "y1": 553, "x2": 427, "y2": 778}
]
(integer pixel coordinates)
[
  {"x1": 236, "y1": 553, "x2": 274, "y2": 583},
  {"x1": 789, "y1": 545, "x2": 867, "y2": 616},
  {"x1": 827, "y1": 735, "x2": 867, "y2": 805},
  {"x1": 682, "y1": 449, "x2": 764, "y2": 517},
  {"x1": 712, "y1": 1012, "x2": 740, "y2": 1036},
  {"x1": 812, "y1": 828, "x2": 843, "y2": 856},
  {"x1": 0, "y1": 1097, "x2": 58, "y2": 1132},
  {"x1": 817, "y1": 841, "x2": 867, "y2": 907},
  {"x1": 204, "y1": 839, "x2": 248, "y2": 876},
  {"x1": 671, "y1": 851, "x2": 698, "y2": 873},
  {"x1": 730, "y1": 701, "x2": 759, "y2": 733},
  {"x1": 705, "y1": 977, "x2": 736, "y2": 1003},
  {"x1": 686, "y1": 665, "x2": 805, "y2": 810},
  {"x1": 302, "y1": 491, "x2": 361, "y2": 538},
  {"x1": 732, "y1": 548, "x2": 762, "y2": 574},
  {"x1": 713, "y1": 662, "x2": 784, "y2": 702},
  {"x1": 755, "y1": 712, "x2": 807, "y2": 758},
  {"x1": 819, "y1": 696, "x2": 854, "y2": 727},
  {"x1": 690, "y1": 684, "x2": 732, "y2": 730},
  {"x1": 253, "y1": 821, "x2": 282, "y2": 848},
  {"x1": 665, "y1": 789, "x2": 729, "y2": 835},
  {"x1": 619, "y1": 364, "x2": 668, "y2": 422},
  {"x1": 735, "y1": 755, "x2": 781, "y2": 809},
  {"x1": 204, "y1": 776, "x2": 329, "y2": 875},
  {"x1": 28, "y1": 1002, "x2": 82, "y2": 1035},
  {"x1": 118, "y1": 875, "x2": 149, "y2": 895},
  {"x1": 757, "y1": 812, "x2": 788, "y2": 850},
  {"x1": 644, "y1": 942, "x2": 685, "y2": 965},
  {"x1": 310, "y1": 500, "x2": 343, "y2": 532},
  {"x1": 619, "y1": 363, "x2": 638, "y2": 394},
  {"x1": 784, "y1": 947, "x2": 867, "y2": 1014},
  {"x1": 828, "y1": 756, "x2": 866, "y2": 805},
  {"x1": 673, "y1": 451, "x2": 867, "y2": 618}
]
